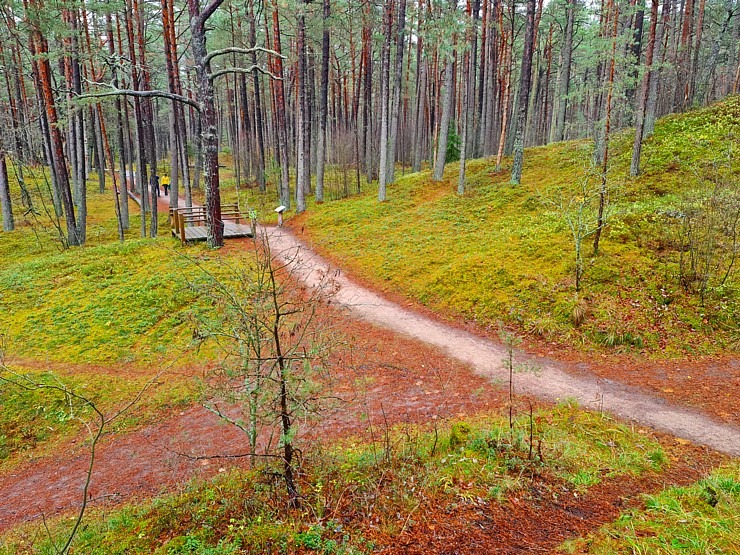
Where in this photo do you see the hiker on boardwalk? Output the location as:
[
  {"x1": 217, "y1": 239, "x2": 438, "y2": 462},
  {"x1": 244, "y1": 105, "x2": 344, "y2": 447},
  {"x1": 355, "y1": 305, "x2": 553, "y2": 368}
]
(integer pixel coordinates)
[
  {"x1": 162, "y1": 175, "x2": 170, "y2": 196},
  {"x1": 150, "y1": 174, "x2": 160, "y2": 197}
]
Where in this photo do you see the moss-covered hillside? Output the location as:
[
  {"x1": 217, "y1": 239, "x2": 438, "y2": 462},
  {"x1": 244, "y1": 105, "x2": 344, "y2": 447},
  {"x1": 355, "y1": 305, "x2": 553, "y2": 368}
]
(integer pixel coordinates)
[{"x1": 301, "y1": 97, "x2": 740, "y2": 358}]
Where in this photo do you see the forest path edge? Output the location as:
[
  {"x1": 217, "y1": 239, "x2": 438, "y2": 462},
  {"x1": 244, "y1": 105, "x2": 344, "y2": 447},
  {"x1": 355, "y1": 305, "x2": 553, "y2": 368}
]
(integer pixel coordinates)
[{"x1": 264, "y1": 225, "x2": 740, "y2": 457}]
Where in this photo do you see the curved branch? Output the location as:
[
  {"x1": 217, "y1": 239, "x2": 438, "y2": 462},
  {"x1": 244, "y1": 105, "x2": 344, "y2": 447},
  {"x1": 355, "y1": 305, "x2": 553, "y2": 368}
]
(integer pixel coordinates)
[
  {"x1": 209, "y1": 66, "x2": 282, "y2": 82},
  {"x1": 205, "y1": 46, "x2": 285, "y2": 65},
  {"x1": 76, "y1": 89, "x2": 200, "y2": 111},
  {"x1": 198, "y1": 0, "x2": 227, "y2": 27}
]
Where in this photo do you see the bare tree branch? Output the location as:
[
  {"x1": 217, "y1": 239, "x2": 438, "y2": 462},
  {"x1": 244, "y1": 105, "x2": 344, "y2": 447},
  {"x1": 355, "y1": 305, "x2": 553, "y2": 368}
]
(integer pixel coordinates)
[
  {"x1": 204, "y1": 46, "x2": 285, "y2": 65},
  {"x1": 197, "y1": 0, "x2": 227, "y2": 27},
  {"x1": 76, "y1": 89, "x2": 200, "y2": 111},
  {"x1": 209, "y1": 66, "x2": 282, "y2": 82}
]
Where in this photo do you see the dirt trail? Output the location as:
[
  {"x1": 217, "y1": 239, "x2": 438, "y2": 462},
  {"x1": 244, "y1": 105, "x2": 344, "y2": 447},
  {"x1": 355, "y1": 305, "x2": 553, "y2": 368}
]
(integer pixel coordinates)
[
  {"x1": 0, "y1": 309, "x2": 502, "y2": 530},
  {"x1": 266, "y1": 226, "x2": 740, "y2": 457}
]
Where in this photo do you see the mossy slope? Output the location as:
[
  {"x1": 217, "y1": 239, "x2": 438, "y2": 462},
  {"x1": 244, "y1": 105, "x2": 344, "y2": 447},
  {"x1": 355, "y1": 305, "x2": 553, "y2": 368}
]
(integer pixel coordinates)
[{"x1": 302, "y1": 98, "x2": 740, "y2": 357}]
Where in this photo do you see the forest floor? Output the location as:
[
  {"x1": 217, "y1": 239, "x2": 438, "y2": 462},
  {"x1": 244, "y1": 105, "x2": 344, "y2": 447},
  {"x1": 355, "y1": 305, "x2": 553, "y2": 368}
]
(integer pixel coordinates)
[
  {"x1": 0, "y1": 311, "x2": 506, "y2": 531},
  {"x1": 268, "y1": 225, "x2": 739, "y2": 452},
  {"x1": 1, "y1": 225, "x2": 736, "y2": 543}
]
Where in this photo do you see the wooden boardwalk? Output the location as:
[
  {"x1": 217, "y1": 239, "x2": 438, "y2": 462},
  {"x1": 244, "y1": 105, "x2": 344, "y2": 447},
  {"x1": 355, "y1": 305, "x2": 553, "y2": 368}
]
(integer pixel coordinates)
[{"x1": 172, "y1": 221, "x2": 253, "y2": 242}]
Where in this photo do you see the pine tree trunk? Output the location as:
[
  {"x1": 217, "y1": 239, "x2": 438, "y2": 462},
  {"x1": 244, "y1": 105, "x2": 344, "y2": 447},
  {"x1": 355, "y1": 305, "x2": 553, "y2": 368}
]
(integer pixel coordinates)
[
  {"x1": 593, "y1": 0, "x2": 620, "y2": 255},
  {"x1": 295, "y1": 0, "x2": 309, "y2": 212},
  {"x1": 688, "y1": 0, "x2": 706, "y2": 104},
  {"x1": 644, "y1": 0, "x2": 670, "y2": 136},
  {"x1": 67, "y1": 8, "x2": 87, "y2": 244},
  {"x1": 625, "y1": 0, "x2": 646, "y2": 115},
  {"x1": 162, "y1": 0, "x2": 180, "y2": 209},
  {"x1": 630, "y1": 0, "x2": 659, "y2": 177},
  {"x1": 550, "y1": 0, "x2": 575, "y2": 143},
  {"x1": 387, "y1": 0, "x2": 408, "y2": 185},
  {"x1": 248, "y1": 0, "x2": 266, "y2": 192},
  {"x1": 510, "y1": 0, "x2": 537, "y2": 185},
  {"x1": 188, "y1": 0, "x2": 226, "y2": 247},
  {"x1": 27, "y1": 0, "x2": 78, "y2": 246},
  {"x1": 458, "y1": 3, "x2": 475, "y2": 196},
  {"x1": 362, "y1": 0, "x2": 375, "y2": 183},
  {"x1": 0, "y1": 153, "x2": 14, "y2": 232},
  {"x1": 315, "y1": 0, "x2": 330, "y2": 202},
  {"x1": 433, "y1": 40, "x2": 456, "y2": 182},
  {"x1": 412, "y1": 43, "x2": 427, "y2": 173},
  {"x1": 270, "y1": 0, "x2": 291, "y2": 209},
  {"x1": 378, "y1": 1, "x2": 393, "y2": 200}
]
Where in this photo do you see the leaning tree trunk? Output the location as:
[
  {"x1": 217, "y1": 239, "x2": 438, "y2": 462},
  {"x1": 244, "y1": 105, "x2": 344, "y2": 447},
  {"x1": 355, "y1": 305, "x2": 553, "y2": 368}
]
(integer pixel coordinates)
[{"x1": 28, "y1": 0, "x2": 78, "y2": 246}]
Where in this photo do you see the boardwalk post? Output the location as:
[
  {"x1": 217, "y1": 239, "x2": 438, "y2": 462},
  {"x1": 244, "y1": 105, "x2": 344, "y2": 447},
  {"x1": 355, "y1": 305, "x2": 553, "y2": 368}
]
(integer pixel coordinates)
[
  {"x1": 179, "y1": 210, "x2": 186, "y2": 245},
  {"x1": 275, "y1": 205, "x2": 286, "y2": 227}
]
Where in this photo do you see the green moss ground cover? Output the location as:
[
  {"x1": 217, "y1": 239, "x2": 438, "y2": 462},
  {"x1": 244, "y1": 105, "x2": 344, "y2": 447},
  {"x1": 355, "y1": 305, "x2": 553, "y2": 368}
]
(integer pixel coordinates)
[
  {"x1": 0, "y1": 174, "x2": 261, "y2": 464},
  {"x1": 0, "y1": 404, "x2": 671, "y2": 554},
  {"x1": 298, "y1": 98, "x2": 740, "y2": 357},
  {"x1": 0, "y1": 179, "x2": 259, "y2": 365},
  {"x1": 561, "y1": 461, "x2": 740, "y2": 554},
  {"x1": 0, "y1": 366, "x2": 192, "y2": 468}
]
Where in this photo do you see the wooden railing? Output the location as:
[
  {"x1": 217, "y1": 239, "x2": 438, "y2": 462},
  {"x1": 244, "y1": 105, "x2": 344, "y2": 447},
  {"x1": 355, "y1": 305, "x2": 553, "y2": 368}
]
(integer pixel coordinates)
[{"x1": 170, "y1": 204, "x2": 244, "y2": 244}]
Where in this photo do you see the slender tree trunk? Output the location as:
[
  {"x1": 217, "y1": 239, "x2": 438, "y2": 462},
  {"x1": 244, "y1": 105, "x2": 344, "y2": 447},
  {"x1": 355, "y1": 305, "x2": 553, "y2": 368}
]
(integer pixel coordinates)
[
  {"x1": 132, "y1": 0, "x2": 158, "y2": 238},
  {"x1": 66, "y1": 8, "x2": 87, "y2": 244},
  {"x1": 27, "y1": 0, "x2": 78, "y2": 246},
  {"x1": 378, "y1": 1, "x2": 394, "y2": 200},
  {"x1": 688, "y1": 0, "x2": 706, "y2": 104},
  {"x1": 510, "y1": 0, "x2": 537, "y2": 185},
  {"x1": 162, "y1": 0, "x2": 180, "y2": 210},
  {"x1": 362, "y1": 1, "x2": 374, "y2": 183},
  {"x1": 675, "y1": 0, "x2": 695, "y2": 110},
  {"x1": 123, "y1": 0, "x2": 148, "y2": 237},
  {"x1": 495, "y1": 29, "x2": 513, "y2": 171},
  {"x1": 247, "y1": 0, "x2": 266, "y2": 192},
  {"x1": 295, "y1": 0, "x2": 309, "y2": 212},
  {"x1": 645, "y1": 0, "x2": 670, "y2": 136},
  {"x1": 412, "y1": 2, "x2": 426, "y2": 173},
  {"x1": 315, "y1": 0, "x2": 330, "y2": 202},
  {"x1": 625, "y1": 0, "x2": 646, "y2": 116},
  {"x1": 270, "y1": 0, "x2": 291, "y2": 208},
  {"x1": 387, "y1": 0, "x2": 408, "y2": 185},
  {"x1": 33, "y1": 75, "x2": 62, "y2": 216},
  {"x1": 550, "y1": 0, "x2": 576, "y2": 143},
  {"x1": 0, "y1": 153, "x2": 13, "y2": 232},
  {"x1": 458, "y1": 1, "x2": 475, "y2": 195},
  {"x1": 593, "y1": 0, "x2": 620, "y2": 255},
  {"x1": 630, "y1": 0, "x2": 659, "y2": 177},
  {"x1": 188, "y1": 0, "x2": 226, "y2": 247},
  {"x1": 432, "y1": 44, "x2": 456, "y2": 182}
]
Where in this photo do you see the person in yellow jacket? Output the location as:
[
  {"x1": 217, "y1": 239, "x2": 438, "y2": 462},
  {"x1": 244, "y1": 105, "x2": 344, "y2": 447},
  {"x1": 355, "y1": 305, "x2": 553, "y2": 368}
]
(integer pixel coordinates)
[{"x1": 162, "y1": 175, "x2": 171, "y2": 196}]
